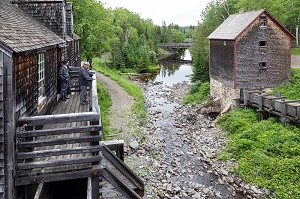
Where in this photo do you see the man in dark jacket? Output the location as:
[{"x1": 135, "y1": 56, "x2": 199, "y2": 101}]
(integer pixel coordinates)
[
  {"x1": 78, "y1": 62, "x2": 95, "y2": 105},
  {"x1": 59, "y1": 60, "x2": 70, "y2": 101}
]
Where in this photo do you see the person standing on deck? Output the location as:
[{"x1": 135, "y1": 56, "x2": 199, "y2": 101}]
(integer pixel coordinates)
[
  {"x1": 58, "y1": 60, "x2": 70, "y2": 101},
  {"x1": 78, "y1": 61, "x2": 95, "y2": 105}
]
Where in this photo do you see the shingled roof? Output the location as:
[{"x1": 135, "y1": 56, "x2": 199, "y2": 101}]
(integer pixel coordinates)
[
  {"x1": 208, "y1": 10, "x2": 265, "y2": 40},
  {"x1": 0, "y1": 0, "x2": 64, "y2": 53}
]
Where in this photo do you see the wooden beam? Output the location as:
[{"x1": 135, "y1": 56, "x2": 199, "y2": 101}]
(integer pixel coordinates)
[
  {"x1": 16, "y1": 166, "x2": 102, "y2": 186},
  {"x1": 102, "y1": 146, "x2": 144, "y2": 190},
  {"x1": 17, "y1": 156, "x2": 101, "y2": 170},
  {"x1": 17, "y1": 125, "x2": 102, "y2": 138},
  {"x1": 17, "y1": 145, "x2": 102, "y2": 159},
  {"x1": 17, "y1": 135, "x2": 101, "y2": 149},
  {"x1": 17, "y1": 112, "x2": 100, "y2": 127},
  {"x1": 34, "y1": 183, "x2": 45, "y2": 199},
  {"x1": 103, "y1": 167, "x2": 142, "y2": 199}
]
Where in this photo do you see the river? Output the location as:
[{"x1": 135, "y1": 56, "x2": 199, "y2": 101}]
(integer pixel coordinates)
[{"x1": 138, "y1": 50, "x2": 257, "y2": 198}]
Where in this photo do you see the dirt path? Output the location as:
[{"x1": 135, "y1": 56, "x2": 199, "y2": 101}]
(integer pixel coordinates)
[
  {"x1": 95, "y1": 71, "x2": 135, "y2": 135},
  {"x1": 292, "y1": 55, "x2": 300, "y2": 68}
]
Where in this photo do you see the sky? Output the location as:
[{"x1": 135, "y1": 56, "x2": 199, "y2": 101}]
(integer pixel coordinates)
[{"x1": 102, "y1": 0, "x2": 212, "y2": 26}]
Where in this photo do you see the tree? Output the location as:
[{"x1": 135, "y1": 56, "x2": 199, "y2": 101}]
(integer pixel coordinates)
[{"x1": 68, "y1": 0, "x2": 122, "y2": 65}]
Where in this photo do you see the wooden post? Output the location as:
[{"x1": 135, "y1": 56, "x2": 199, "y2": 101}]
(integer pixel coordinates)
[
  {"x1": 257, "y1": 94, "x2": 264, "y2": 121},
  {"x1": 281, "y1": 99, "x2": 287, "y2": 127},
  {"x1": 3, "y1": 47, "x2": 16, "y2": 199}
]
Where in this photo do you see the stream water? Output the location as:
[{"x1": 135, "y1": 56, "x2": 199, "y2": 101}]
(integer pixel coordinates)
[{"x1": 141, "y1": 50, "x2": 252, "y2": 198}]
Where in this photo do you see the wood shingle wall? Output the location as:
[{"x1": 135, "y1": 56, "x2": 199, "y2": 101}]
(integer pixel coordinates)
[
  {"x1": 235, "y1": 14, "x2": 291, "y2": 89},
  {"x1": 15, "y1": 47, "x2": 59, "y2": 117},
  {"x1": 209, "y1": 40, "x2": 235, "y2": 87},
  {"x1": 15, "y1": 1, "x2": 66, "y2": 38}
]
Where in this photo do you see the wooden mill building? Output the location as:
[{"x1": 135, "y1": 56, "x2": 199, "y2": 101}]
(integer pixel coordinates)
[
  {"x1": 0, "y1": 0, "x2": 145, "y2": 198},
  {"x1": 208, "y1": 9, "x2": 295, "y2": 109}
]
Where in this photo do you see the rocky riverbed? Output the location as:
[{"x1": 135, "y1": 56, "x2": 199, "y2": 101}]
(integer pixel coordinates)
[{"x1": 121, "y1": 80, "x2": 270, "y2": 199}]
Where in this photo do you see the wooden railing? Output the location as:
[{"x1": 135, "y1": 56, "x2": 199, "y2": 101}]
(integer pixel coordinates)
[
  {"x1": 16, "y1": 112, "x2": 102, "y2": 186},
  {"x1": 15, "y1": 69, "x2": 103, "y2": 187},
  {"x1": 241, "y1": 88, "x2": 300, "y2": 125}
]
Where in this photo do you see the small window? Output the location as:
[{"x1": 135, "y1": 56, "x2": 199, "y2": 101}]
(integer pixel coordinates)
[
  {"x1": 259, "y1": 41, "x2": 267, "y2": 53},
  {"x1": 259, "y1": 41, "x2": 266, "y2": 47},
  {"x1": 260, "y1": 16, "x2": 267, "y2": 27},
  {"x1": 224, "y1": 41, "x2": 226, "y2": 45},
  {"x1": 259, "y1": 62, "x2": 267, "y2": 70}
]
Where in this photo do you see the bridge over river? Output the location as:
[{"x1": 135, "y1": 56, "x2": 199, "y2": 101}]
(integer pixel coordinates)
[{"x1": 159, "y1": 42, "x2": 193, "y2": 49}]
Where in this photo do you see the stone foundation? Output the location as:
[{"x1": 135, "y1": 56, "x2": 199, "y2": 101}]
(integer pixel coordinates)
[{"x1": 210, "y1": 78, "x2": 241, "y2": 110}]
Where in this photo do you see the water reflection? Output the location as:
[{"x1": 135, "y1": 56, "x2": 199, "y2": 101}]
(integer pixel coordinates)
[{"x1": 155, "y1": 50, "x2": 193, "y2": 85}]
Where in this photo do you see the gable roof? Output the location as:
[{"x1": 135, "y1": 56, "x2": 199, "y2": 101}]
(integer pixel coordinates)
[
  {"x1": 0, "y1": 0, "x2": 64, "y2": 53},
  {"x1": 208, "y1": 9, "x2": 294, "y2": 40}
]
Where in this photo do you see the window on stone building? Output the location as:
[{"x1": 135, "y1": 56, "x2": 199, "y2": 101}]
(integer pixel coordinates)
[
  {"x1": 259, "y1": 41, "x2": 266, "y2": 47},
  {"x1": 259, "y1": 41, "x2": 267, "y2": 53},
  {"x1": 259, "y1": 16, "x2": 267, "y2": 27},
  {"x1": 259, "y1": 62, "x2": 267, "y2": 70}
]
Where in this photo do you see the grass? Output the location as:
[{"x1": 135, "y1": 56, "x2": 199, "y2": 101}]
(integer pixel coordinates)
[
  {"x1": 292, "y1": 48, "x2": 300, "y2": 55},
  {"x1": 93, "y1": 57, "x2": 147, "y2": 124},
  {"x1": 269, "y1": 68, "x2": 300, "y2": 99},
  {"x1": 183, "y1": 81, "x2": 210, "y2": 105},
  {"x1": 217, "y1": 109, "x2": 300, "y2": 199},
  {"x1": 217, "y1": 69, "x2": 300, "y2": 199},
  {"x1": 96, "y1": 82, "x2": 112, "y2": 138}
]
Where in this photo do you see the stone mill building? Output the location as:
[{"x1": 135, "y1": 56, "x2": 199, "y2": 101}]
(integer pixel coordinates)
[{"x1": 208, "y1": 9, "x2": 295, "y2": 109}]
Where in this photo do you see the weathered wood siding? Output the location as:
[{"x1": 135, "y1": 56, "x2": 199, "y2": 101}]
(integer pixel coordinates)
[
  {"x1": 209, "y1": 40, "x2": 235, "y2": 87},
  {"x1": 0, "y1": 46, "x2": 8, "y2": 199},
  {"x1": 15, "y1": 52, "x2": 38, "y2": 117},
  {"x1": 1, "y1": 44, "x2": 15, "y2": 199},
  {"x1": 15, "y1": 1, "x2": 65, "y2": 38},
  {"x1": 235, "y1": 14, "x2": 291, "y2": 89},
  {"x1": 15, "y1": 47, "x2": 58, "y2": 117}
]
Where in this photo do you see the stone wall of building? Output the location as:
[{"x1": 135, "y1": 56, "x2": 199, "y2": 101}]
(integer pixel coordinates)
[{"x1": 210, "y1": 77, "x2": 241, "y2": 110}]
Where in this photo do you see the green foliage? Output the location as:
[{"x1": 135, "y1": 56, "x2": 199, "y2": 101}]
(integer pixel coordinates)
[
  {"x1": 269, "y1": 69, "x2": 300, "y2": 99},
  {"x1": 292, "y1": 48, "x2": 300, "y2": 55},
  {"x1": 159, "y1": 22, "x2": 186, "y2": 43},
  {"x1": 183, "y1": 81, "x2": 210, "y2": 105},
  {"x1": 97, "y1": 82, "x2": 112, "y2": 138},
  {"x1": 109, "y1": 8, "x2": 158, "y2": 70},
  {"x1": 218, "y1": 108, "x2": 300, "y2": 198},
  {"x1": 68, "y1": 0, "x2": 121, "y2": 63},
  {"x1": 93, "y1": 58, "x2": 147, "y2": 124}
]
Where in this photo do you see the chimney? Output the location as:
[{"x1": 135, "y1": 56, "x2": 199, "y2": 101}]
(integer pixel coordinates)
[
  {"x1": 66, "y1": 2, "x2": 74, "y2": 38},
  {"x1": 239, "y1": 8, "x2": 245, "y2": 14}
]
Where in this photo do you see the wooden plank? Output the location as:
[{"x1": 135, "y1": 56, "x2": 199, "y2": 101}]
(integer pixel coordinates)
[
  {"x1": 15, "y1": 166, "x2": 102, "y2": 186},
  {"x1": 103, "y1": 167, "x2": 142, "y2": 199},
  {"x1": 17, "y1": 112, "x2": 100, "y2": 127},
  {"x1": 34, "y1": 183, "x2": 44, "y2": 199},
  {"x1": 17, "y1": 156, "x2": 101, "y2": 170},
  {"x1": 17, "y1": 135, "x2": 101, "y2": 149},
  {"x1": 101, "y1": 140, "x2": 124, "y2": 161},
  {"x1": 17, "y1": 145, "x2": 102, "y2": 159},
  {"x1": 17, "y1": 125, "x2": 102, "y2": 138},
  {"x1": 102, "y1": 146, "x2": 144, "y2": 190}
]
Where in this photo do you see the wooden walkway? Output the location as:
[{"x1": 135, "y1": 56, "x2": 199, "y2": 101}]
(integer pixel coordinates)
[
  {"x1": 242, "y1": 88, "x2": 300, "y2": 125},
  {"x1": 15, "y1": 69, "x2": 145, "y2": 198}
]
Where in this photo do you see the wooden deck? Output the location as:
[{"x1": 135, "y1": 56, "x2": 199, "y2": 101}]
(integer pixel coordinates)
[
  {"x1": 14, "y1": 68, "x2": 145, "y2": 198},
  {"x1": 15, "y1": 72, "x2": 102, "y2": 189}
]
